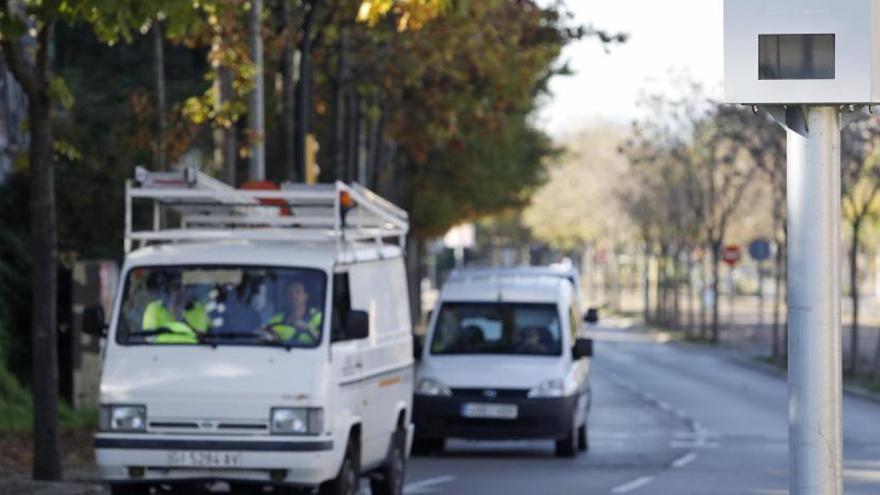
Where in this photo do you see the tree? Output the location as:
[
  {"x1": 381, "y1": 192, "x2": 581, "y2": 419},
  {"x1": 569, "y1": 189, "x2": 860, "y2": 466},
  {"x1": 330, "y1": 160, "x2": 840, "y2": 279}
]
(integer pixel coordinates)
[
  {"x1": 0, "y1": 0, "x2": 193, "y2": 479},
  {"x1": 725, "y1": 108, "x2": 787, "y2": 358},
  {"x1": 523, "y1": 126, "x2": 634, "y2": 310},
  {"x1": 690, "y1": 105, "x2": 759, "y2": 343},
  {"x1": 619, "y1": 78, "x2": 760, "y2": 341},
  {"x1": 841, "y1": 116, "x2": 880, "y2": 376}
]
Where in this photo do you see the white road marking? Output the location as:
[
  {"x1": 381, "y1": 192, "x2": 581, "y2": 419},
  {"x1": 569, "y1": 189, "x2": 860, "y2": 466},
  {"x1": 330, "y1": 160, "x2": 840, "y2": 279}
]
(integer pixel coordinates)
[
  {"x1": 611, "y1": 476, "x2": 655, "y2": 494},
  {"x1": 404, "y1": 475, "x2": 456, "y2": 494},
  {"x1": 670, "y1": 440, "x2": 720, "y2": 449},
  {"x1": 671, "y1": 452, "x2": 698, "y2": 468},
  {"x1": 673, "y1": 431, "x2": 720, "y2": 439}
]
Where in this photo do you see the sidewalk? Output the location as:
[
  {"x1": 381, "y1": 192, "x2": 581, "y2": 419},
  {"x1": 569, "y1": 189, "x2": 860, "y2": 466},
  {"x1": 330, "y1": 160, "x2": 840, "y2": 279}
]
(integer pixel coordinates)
[
  {"x1": 0, "y1": 478, "x2": 104, "y2": 495},
  {"x1": 633, "y1": 317, "x2": 880, "y2": 405}
]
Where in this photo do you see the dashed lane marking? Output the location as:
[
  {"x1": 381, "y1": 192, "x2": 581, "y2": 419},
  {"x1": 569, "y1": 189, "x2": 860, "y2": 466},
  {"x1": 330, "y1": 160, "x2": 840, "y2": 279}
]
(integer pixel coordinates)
[
  {"x1": 611, "y1": 476, "x2": 655, "y2": 494},
  {"x1": 671, "y1": 452, "x2": 698, "y2": 468},
  {"x1": 404, "y1": 475, "x2": 456, "y2": 494}
]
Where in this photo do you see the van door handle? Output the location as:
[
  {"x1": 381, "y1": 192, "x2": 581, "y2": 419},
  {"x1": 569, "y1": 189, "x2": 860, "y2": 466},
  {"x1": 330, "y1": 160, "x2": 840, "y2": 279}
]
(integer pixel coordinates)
[{"x1": 355, "y1": 362, "x2": 363, "y2": 368}]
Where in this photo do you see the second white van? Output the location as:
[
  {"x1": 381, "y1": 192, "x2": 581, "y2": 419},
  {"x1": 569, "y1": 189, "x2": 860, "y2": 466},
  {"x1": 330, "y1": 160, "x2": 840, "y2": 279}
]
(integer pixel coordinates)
[{"x1": 413, "y1": 268, "x2": 595, "y2": 457}]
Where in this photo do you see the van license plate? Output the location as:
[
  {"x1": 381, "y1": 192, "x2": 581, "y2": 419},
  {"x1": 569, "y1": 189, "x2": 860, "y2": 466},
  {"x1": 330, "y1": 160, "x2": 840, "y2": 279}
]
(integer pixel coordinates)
[
  {"x1": 167, "y1": 451, "x2": 241, "y2": 468},
  {"x1": 461, "y1": 402, "x2": 518, "y2": 420}
]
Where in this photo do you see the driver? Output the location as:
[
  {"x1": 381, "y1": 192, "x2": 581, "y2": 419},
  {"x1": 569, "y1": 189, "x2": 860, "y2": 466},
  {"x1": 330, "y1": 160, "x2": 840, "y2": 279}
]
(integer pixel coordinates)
[{"x1": 267, "y1": 278, "x2": 323, "y2": 345}]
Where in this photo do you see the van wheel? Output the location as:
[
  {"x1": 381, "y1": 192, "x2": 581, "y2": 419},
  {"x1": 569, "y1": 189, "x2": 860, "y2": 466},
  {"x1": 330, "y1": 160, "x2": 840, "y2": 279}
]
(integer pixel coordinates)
[
  {"x1": 370, "y1": 428, "x2": 406, "y2": 495},
  {"x1": 555, "y1": 415, "x2": 578, "y2": 458},
  {"x1": 110, "y1": 484, "x2": 150, "y2": 495},
  {"x1": 577, "y1": 422, "x2": 589, "y2": 452},
  {"x1": 320, "y1": 436, "x2": 360, "y2": 495},
  {"x1": 411, "y1": 437, "x2": 444, "y2": 456}
]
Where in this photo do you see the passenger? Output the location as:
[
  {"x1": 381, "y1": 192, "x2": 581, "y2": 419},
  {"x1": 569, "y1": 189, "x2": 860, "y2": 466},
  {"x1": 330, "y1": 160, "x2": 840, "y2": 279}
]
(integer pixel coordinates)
[
  {"x1": 268, "y1": 278, "x2": 323, "y2": 345},
  {"x1": 142, "y1": 272, "x2": 208, "y2": 344}
]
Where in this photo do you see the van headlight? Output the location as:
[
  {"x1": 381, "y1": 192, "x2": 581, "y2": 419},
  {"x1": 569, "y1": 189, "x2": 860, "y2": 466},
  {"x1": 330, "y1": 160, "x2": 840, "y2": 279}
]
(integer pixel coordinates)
[
  {"x1": 527, "y1": 379, "x2": 565, "y2": 398},
  {"x1": 99, "y1": 405, "x2": 147, "y2": 432},
  {"x1": 270, "y1": 408, "x2": 323, "y2": 435},
  {"x1": 415, "y1": 378, "x2": 452, "y2": 397}
]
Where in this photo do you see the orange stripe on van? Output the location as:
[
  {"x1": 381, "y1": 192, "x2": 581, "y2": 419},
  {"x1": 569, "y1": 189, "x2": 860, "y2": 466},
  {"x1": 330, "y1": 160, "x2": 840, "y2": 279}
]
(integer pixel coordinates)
[{"x1": 379, "y1": 376, "x2": 402, "y2": 388}]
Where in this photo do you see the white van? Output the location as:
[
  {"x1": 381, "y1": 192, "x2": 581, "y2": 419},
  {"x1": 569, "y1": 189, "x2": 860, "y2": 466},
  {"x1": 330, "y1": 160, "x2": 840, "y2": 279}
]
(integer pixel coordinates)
[
  {"x1": 413, "y1": 268, "x2": 596, "y2": 457},
  {"x1": 85, "y1": 169, "x2": 414, "y2": 495}
]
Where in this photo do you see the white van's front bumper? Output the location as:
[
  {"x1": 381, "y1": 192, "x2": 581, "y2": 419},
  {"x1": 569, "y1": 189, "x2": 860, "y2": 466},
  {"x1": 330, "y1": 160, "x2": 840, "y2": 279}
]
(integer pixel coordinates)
[{"x1": 95, "y1": 433, "x2": 341, "y2": 486}]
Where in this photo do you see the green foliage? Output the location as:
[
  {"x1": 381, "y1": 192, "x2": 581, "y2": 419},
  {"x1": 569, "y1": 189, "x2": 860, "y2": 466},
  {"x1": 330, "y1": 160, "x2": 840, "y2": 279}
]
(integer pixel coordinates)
[
  {"x1": 0, "y1": 177, "x2": 31, "y2": 383},
  {"x1": 0, "y1": 364, "x2": 96, "y2": 432},
  {"x1": 0, "y1": 365, "x2": 31, "y2": 432},
  {"x1": 311, "y1": 0, "x2": 577, "y2": 237}
]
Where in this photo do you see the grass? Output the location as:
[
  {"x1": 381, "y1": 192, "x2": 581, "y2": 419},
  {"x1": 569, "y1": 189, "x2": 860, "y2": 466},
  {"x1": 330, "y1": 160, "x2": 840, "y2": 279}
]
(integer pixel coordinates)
[{"x1": 0, "y1": 364, "x2": 96, "y2": 433}]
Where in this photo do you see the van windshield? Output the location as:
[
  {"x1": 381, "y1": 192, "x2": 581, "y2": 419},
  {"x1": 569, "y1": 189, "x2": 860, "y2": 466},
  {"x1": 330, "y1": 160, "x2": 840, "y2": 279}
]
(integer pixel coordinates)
[
  {"x1": 430, "y1": 302, "x2": 562, "y2": 356},
  {"x1": 117, "y1": 265, "x2": 327, "y2": 347}
]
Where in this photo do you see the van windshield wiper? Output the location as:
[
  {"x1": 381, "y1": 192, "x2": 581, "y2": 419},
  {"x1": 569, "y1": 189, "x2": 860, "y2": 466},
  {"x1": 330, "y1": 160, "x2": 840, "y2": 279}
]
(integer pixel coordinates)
[
  {"x1": 128, "y1": 322, "x2": 199, "y2": 338},
  {"x1": 200, "y1": 330, "x2": 295, "y2": 349}
]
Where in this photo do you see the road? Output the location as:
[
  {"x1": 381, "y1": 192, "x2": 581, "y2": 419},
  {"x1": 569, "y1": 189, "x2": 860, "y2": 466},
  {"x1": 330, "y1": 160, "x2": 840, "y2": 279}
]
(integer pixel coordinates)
[{"x1": 400, "y1": 319, "x2": 880, "y2": 495}]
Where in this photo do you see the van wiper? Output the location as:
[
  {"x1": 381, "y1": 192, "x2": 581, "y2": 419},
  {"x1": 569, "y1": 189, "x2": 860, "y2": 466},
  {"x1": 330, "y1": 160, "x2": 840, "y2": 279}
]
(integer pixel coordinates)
[
  {"x1": 128, "y1": 323, "x2": 197, "y2": 338},
  {"x1": 200, "y1": 330, "x2": 295, "y2": 350}
]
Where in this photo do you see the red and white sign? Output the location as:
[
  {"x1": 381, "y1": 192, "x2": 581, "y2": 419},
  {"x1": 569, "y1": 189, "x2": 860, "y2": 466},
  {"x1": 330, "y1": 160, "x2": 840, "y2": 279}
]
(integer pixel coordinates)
[{"x1": 722, "y1": 245, "x2": 741, "y2": 267}]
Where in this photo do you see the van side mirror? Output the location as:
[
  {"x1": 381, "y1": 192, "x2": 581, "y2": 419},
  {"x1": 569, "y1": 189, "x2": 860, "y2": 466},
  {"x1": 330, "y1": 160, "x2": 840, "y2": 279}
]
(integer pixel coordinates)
[
  {"x1": 83, "y1": 305, "x2": 107, "y2": 337},
  {"x1": 572, "y1": 338, "x2": 593, "y2": 360},
  {"x1": 584, "y1": 308, "x2": 599, "y2": 324},
  {"x1": 346, "y1": 310, "x2": 370, "y2": 340}
]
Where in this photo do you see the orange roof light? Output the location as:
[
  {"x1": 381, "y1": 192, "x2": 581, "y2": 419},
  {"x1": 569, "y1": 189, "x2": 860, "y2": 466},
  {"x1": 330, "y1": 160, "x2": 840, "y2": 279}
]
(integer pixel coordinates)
[{"x1": 340, "y1": 191, "x2": 355, "y2": 209}]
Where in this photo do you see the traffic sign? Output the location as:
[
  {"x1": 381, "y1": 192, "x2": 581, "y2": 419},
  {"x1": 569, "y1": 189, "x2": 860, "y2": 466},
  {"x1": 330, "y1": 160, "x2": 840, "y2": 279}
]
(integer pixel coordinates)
[
  {"x1": 748, "y1": 239, "x2": 772, "y2": 262},
  {"x1": 722, "y1": 245, "x2": 741, "y2": 267}
]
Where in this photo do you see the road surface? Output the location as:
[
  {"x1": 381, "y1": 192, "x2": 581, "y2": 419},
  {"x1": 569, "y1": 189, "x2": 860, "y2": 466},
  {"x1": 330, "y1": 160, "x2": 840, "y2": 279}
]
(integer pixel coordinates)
[{"x1": 401, "y1": 319, "x2": 880, "y2": 495}]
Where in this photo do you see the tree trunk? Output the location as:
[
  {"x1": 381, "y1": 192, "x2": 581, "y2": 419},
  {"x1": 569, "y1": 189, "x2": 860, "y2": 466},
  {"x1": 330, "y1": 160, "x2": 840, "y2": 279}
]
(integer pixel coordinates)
[
  {"x1": 406, "y1": 233, "x2": 424, "y2": 326},
  {"x1": 294, "y1": 0, "x2": 316, "y2": 182},
  {"x1": 772, "y1": 236, "x2": 784, "y2": 359},
  {"x1": 699, "y1": 257, "x2": 708, "y2": 339},
  {"x1": 153, "y1": 18, "x2": 166, "y2": 171},
  {"x1": 279, "y1": 0, "x2": 296, "y2": 182},
  {"x1": 711, "y1": 240, "x2": 721, "y2": 344},
  {"x1": 850, "y1": 219, "x2": 861, "y2": 375},
  {"x1": 29, "y1": 74, "x2": 62, "y2": 483},
  {"x1": 655, "y1": 247, "x2": 665, "y2": 323},
  {"x1": 2, "y1": 20, "x2": 63, "y2": 481},
  {"x1": 331, "y1": 29, "x2": 349, "y2": 182},
  {"x1": 685, "y1": 250, "x2": 694, "y2": 336},
  {"x1": 642, "y1": 243, "x2": 651, "y2": 324},
  {"x1": 369, "y1": 100, "x2": 386, "y2": 190},
  {"x1": 248, "y1": 0, "x2": 266, "y2": 181},
  {"x1": 345, "y1": 92, "x2": 358, "y2": 181},
  {"x1": 672, "y1": 249, "x2": 681, "y2": 328},
  {"x1": 216, "y1": 66, "x2": 237, "y2": 185}
]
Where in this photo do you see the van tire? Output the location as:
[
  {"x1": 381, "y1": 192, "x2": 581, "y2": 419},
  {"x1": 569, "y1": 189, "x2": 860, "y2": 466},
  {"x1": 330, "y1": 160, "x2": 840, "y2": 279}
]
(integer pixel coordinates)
[
  {"x1": 320, "y1": 435, "x2": 360, "y2": 495},
  {"x1": 370, "y1": 427, "x2": 406, "y2": 495},
  {"x1": 110, "y1": 484, "x2": 150, "y2": 495},
  {"x1": 411, "y1": 437, "x2": 444, "y2": 456},
  {"x1": 577, "y1": 422, "x2": 589, "y2": 451},
  {"x1": 555, "y1": 413, "x2": 578, "y2": 458}
]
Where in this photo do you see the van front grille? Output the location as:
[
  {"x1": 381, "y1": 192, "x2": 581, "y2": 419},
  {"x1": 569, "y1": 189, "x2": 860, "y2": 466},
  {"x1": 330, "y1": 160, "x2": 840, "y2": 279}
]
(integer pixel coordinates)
[
  {"x1": 148, "y1": 419, "x2": 269, "y2": 435},
  {"x1": 450, "y1": 388, "x2": 529, "y2": 399}
]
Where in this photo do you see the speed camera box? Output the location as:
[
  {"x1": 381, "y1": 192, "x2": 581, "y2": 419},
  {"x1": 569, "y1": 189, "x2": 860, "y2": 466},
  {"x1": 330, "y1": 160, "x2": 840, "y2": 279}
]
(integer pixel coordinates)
[{"x1": 724, "y1": 0, "x2": 880, "y2": 105}]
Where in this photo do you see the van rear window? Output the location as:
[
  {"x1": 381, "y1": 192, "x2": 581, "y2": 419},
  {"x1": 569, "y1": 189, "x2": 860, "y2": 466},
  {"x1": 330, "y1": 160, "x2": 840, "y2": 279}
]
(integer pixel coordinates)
[{"x1": 430, "y1": 302, "x2": 561, "y2": 356}]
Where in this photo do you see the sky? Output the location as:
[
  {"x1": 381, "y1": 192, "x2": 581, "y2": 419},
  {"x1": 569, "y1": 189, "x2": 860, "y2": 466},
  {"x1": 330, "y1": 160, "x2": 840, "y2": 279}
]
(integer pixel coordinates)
[{"x1": 537, "y1": 0, "x2": 724, "y2": 137}]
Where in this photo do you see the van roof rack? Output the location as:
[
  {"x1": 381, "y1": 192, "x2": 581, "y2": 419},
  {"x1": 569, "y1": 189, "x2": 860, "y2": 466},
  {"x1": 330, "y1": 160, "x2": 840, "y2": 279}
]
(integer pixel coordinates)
[{"x1": 125, "y1": 166, "x2": 408, "y2": 253}]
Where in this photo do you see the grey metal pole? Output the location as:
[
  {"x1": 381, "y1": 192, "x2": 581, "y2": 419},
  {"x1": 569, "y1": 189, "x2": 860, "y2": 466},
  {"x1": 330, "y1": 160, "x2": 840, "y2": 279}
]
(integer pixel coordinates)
[{"x1": 786, "y1": 105, "x2": 843, "y2": 495}]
